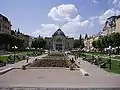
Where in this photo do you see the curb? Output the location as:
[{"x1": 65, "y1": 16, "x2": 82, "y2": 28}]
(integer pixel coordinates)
[
  {"x1": 80, "y1": 68, "x2": 89, "y2": 76},
  {"x1": 0, "y1": 67, "x2": 13, "y2": 75}
]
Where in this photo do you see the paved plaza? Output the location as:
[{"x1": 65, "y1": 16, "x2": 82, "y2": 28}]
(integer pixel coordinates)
[
  {"x1": 0, "y1": 68, "x2": 120, "y2": 88},
  {"x1": 0, "y1": 54, "x2": 120, "y2": 88}
]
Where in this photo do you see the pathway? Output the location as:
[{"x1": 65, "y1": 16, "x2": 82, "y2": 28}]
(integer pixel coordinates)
[
  {"x1": 77, "y1": 58, "x2": 109, "y2": 76},
  {"x1": 0, "y1": 54, "x2": 47, "y2": 70},
  {"x1": 68, "y1": 55, "x2": 109, "y2": 76}
]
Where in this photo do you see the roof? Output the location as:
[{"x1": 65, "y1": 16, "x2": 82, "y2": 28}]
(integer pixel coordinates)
[
  {"x1": 0, "y1": 14, "x2": 9, "y2": 22},
  {"x1": 0, "y1": 14, "x2": 11, "y2": 25},
  {"x1": 52, "y1": 28, "x2": 65, "y2": 37},
  {"x1": 117, "y1": 15, "x2": 120, "y2": 19}
]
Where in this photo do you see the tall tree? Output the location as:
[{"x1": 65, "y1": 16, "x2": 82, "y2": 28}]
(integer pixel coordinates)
[
  {"x1": 85, "y1": 34, "x2": 88, "y2": 39},
  {"x1": 79, "y1": 34, "x2": 84, "y2": 49}
]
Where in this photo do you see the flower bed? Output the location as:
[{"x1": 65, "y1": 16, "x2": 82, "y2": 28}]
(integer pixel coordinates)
[{"x1": 29, "y1": 58, "x2": 70, "y2": 67}]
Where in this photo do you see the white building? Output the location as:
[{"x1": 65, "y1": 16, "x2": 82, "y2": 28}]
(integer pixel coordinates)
[{"x1": 45, "y1": 28, "x2": 74, "y2": 51}]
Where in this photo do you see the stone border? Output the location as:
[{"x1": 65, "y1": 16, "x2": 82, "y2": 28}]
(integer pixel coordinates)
[
  {"x1": 80, "y1": 68, "x2": 89, "y2": 76},
  {"x1": 0, "y1": 67, "x2": 13, "y2": 75}
]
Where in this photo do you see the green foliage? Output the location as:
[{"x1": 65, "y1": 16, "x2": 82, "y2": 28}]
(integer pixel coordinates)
[
  {"x1": 31, "y1": 37, "x2": 46, "y2": 49},
  {"x1": 73, "y1": 35, "x2": 84, "y2": 49},
  {"x1": 0, "y1": 33, "x2": 25, "y2": 50},
  {"x1": 92, "y1": 33, "x2": 120, "y2": 51},
  {"x1": 85, "y1": 33, "x2": 88, "y2": 39}
]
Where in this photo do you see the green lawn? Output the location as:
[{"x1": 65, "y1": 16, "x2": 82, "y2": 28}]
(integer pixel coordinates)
[
  {"x1": 112, "y1": 56, "x2": 120, "y2": 60},
  {"x1": 0, "y1": 56, "x2": 9, "y2": 63},
  {"x1": 105, "y1": 60, "x2": 120, "y2": 74}
]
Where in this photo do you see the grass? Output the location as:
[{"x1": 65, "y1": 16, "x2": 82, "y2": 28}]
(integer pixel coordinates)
[
  {"x1": 0, "y1": 54, "x2": 25, "y2": 63},
  {"x1": 0, "y1": 56, "x2": 9, "y2": 63},
  {"x1": 84, "y1": 52, "x2": 107, "y2": 57},
  {"x1": 105, "y1": 60, "x2": 120, "y2": 74},
  {"x1": 112, "y1": 56, "x2": 120, "y2": 60},
  {"x1": 49, "y1": 52, "x2": 65, "y2": 57}
]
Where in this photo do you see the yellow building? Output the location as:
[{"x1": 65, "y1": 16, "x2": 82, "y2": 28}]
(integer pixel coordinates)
[
  {"x1": 84, "y1": 35, "x2": 99, "y2": 51},
  {"x1": 0, "y1": 14, "x2": 11, "y2": 34}
]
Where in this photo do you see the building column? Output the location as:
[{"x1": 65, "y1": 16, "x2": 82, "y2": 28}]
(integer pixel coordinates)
[
  {"x1": 62, "y1": 40, "x2": 64, "y2": 51},
  {"x1": 53, "y1": 40, "x2": 56, "y2": 50}
]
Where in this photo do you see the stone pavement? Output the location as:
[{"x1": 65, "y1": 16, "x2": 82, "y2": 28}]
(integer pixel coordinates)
[
  {"x1": 0, "y1": 69, "x2": 120, "y2": 88},
  {"x1": 77, "y1": 58, "x2": 109, "y2": 76},
  {"x1": 0, "y1": 54, "x2": 120, "y2": 88},
  {"x1": 68, "y1": 55, "x2": 115, "y2": 76},
  {"x1": 0, "y1": 54, "x2": 47, "y2": 70}
]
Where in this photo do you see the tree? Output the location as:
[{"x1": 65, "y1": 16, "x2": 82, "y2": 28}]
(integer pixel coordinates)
[
  {"x1": 17, "y1": 28, "x2": 20, "y2": 34},
  {"x1": 11, "y1": 30, "x2": 15, "y2": 35},
  {"x1": 79, "y1": 34, "x2": 84, "y2": 49},
  {"x1": 85, "y1": 34, "x2": 88, "y2": 39},
  {"x1": 92, "y1": 33, "x2": 120, "y2": 53},
  {"x1": 31, "y1": 37, "x2": 46, "y2": 49},
  {"x1": 73, "y1": 39, "x2": 80, "y2": 48},
  {"x1": 92, "y1": 40, "x2": 97, "y2": 48},
  {"x1": 0, "y1": 33, "x2": 25, "y2": 50}
]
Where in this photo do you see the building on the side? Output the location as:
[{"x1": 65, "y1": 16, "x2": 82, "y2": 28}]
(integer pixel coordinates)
[
  {"x1": 116, "y1": 15, "x2": 120, "y2": 33},
  {"x1": 103, "y1": 15, "x2": 120, "y2": 35},
  {"x1": 84, "y1": 33, "x2": 100, "y2": 51},
  {"x1": 45, "y1": 28, "x2": 74, "y2": 51},
  {"x1": 0, "y1": 14, "x2": 12, "y2": 34},
  {"x1": 14, "y1": 29, "x2": 33, "y2": 48}
]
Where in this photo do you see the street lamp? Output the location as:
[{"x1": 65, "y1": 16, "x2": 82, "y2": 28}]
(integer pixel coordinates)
[
  {"x1": 12, "y1": 46, "x2": 18, "y2": 63},
  {"x1": 26, "y1": 47, "x2": 30, "y2": 56},
  {"x1": 25, "y1": 47, "x2": 30, "y2": 63},
  {"x1": 108, "y1": 46, "x2": 112, "y2": 70}
]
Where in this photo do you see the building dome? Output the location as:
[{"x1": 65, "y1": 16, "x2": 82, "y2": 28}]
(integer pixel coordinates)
[{"x1": 52, "y1": 28, "x2": 65, "y2": 37}]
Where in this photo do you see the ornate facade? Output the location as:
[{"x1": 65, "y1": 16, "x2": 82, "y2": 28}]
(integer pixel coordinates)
[{"x1": 45, "y1": 29, "x2": 74, "y2": 51}]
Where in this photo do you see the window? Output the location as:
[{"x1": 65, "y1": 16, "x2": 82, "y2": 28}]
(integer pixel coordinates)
[
  {"x1": 5, "y1": 26, "x2": 7, "y2": 29},
  {"x1": 56, "y1": 38, "x2": 62, "y2": 42},
  {"x1": 68, "y1": 43, "x2": 69, "y2": 45},
  {"x1": 2, "y1": 24, "x2": 4, "y2": 28}
]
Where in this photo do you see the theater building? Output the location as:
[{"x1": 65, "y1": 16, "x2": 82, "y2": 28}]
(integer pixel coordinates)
[{"x1": 45, "y1": 28, "x2": 74, "y2": 51}]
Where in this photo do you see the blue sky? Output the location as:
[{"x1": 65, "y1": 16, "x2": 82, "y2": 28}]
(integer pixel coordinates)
[{"x1": 0, "y1": 0, "x2": 120, "y2": 38}]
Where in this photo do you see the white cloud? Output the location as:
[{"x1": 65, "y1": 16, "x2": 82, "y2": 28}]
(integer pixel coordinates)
[
  {"x1": 116, "y1": 9, "x2": 120, "y2": 15},
  {"x1": 32, "y1": 18, "x2": 94, "y2": 38},
  {"x1": 112, "y1": 0, "x2": 120, "y2": 9},
  {"x1": 90, "y1": 16, "x2": 98, "y2": 20},
  {"x1": 67, "y1": 15, "x2": 82, "y2": 22},
  {"x1": 32, "y1": 4, "x2": 97, "y2": 38},
  {"x1": 93, "y1": 0, "x2": 99, "y2": 3},
  {"x1": 32, "y1": 24, "x2": 59, "y2": 37},
  {"x1": 112, "y1": 0, "x2": 119, "y2": 5},
  {"x1": 99, "y1": 8, "x2": 120, "y2": 25},
  {"x1": 48, "y1": 4, "x2": 78, "y2": 22},
  {"x1": 99, "y1": 8, "x2": 115, "y2": 25}
]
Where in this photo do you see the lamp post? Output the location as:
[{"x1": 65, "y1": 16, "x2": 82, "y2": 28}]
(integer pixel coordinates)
[
  {"x1": 26, "y1": 47, "x2": 30, "y2": 63},
  {"x1": 108, "y1": 46, "x2": 112, "y2": 70},
  {"x1": 12, "y1": 46, "x2": 18, "y2": 63},
  {"x1": 26, "y1": 47, "x2": 30, "y2": 56}
]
